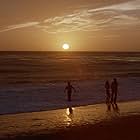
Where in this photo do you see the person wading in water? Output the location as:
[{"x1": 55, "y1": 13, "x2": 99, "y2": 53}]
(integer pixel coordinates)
[
  {"x1": 64, "y1": 81, "x2": 76, "y2": 102},
  {"x1": 105, "y1": 80, "x2": 111, "y2": 110},
  {"x1": 111, "y1": 78, "x2": 118, "y2": 104}
]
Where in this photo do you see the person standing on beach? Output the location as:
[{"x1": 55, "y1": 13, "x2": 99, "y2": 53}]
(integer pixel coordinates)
[
  {"x1": 64, "y1": 81, "x2": 76, "y2": 101},
  {"x1": 111, "y1": 78, "x2": 118, "y2": 104},
  {"x1": 105, "y1": 80, "x2": 110, "y2": 104}
]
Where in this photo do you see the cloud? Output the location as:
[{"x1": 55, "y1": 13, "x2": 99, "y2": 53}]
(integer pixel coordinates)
[
  {"x1": 0, "y1": 0, "x2": 140, "y2": 34},
  {"x1": 0, "y1": 22, "x2": 39, "y2": 33},
  {"x1": 89, "y1": 0, "x2": 140, "y2": 12},
  {"x1": 38, "y1": 0, "x2": 140, "y2": 33}
]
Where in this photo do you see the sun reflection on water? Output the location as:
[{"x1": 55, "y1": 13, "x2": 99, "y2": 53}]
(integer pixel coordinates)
[{"x1": 65, "y1": 107, "x2": 74, "y2": 126}]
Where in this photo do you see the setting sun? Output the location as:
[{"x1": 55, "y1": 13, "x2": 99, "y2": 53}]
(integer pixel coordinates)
[{"x1": 62, "y1": 43, "x2": 70, "y2": 50}]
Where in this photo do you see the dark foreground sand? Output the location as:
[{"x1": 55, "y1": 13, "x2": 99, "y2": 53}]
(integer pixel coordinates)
[
  {"x1": 3, "y1": 115, "x2": 139, "y2": 140},
  {"x1": 1, "y1": 101, "x2": 140, "y2": 140}
]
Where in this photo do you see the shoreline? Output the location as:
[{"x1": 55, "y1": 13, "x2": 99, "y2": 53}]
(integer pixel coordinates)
[
  {"x1": 1, "y1": 101, "x2": 140, "y2": 139},
  {"x1": 0, "y1": 99, "x2": 140, "y2": 116}
]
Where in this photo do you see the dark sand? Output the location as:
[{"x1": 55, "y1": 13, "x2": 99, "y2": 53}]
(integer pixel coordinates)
[
  {"x1": 2, "y1": 115, "x2": 140, "y2": 140},
  {"x1": 1, "y1": 101, "x2": 140, "y2": 140}
]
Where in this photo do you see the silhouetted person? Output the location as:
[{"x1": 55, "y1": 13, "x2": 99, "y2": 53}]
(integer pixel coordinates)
[
  {"x1": 105, "y1": 80, "x2": 111, "y2": 111},
  {"x1": 105, "y1": 80, "x2": 110, "y2": 104},
  {"x1": 111, "y1": 78, "x2": 118, "y2": 104},
  {"x1": 64, "y1": 81, "x2": 76, "y2": 101}
]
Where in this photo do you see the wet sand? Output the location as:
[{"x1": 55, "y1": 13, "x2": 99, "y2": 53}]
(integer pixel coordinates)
[
  {"x1": 0, "y1": 101, "x2": 140, "y2": 140},
  {"x1": 15, "y1": 115, "x2": 140, "y2": 140}
]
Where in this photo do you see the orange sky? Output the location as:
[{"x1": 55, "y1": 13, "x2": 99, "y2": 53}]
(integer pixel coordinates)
[{"x1": 0, "y1": 0, "x2": 140, "y2": 51}]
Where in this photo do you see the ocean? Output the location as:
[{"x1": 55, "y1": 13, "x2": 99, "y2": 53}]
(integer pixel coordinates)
[{"x1": 0, "y1": 51, "x2": 140, "y2": 115}]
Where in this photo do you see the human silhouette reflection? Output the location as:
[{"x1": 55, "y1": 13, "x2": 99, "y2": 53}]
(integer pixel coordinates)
[
  {"x1": 106, "y1": 103, "x2": 120, "y2": 114},
  {"x1": 69, "y1": 107, "x2": 73, "y2": 115},
  {"x1": 112, "y1": 103, "x2": 120, "y2": 113},
  {"x1": 107, "y1": 103, "x2": 111, "y2": 111},
  {"x1": 65, "y1": 106, "x2": 74, "y2": 126},
  {"x1": 66, "y1": 106, "x2": 74, "y2": 116}
]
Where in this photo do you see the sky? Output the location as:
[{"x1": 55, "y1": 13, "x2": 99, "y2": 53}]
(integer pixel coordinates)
[{"x1": 0, "y1": 0, "x2": 140, "y2": 51}]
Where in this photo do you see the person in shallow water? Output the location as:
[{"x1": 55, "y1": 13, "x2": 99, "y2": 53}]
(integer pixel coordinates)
[
  {"x1": 105, "y1": 80, "x2": 111, "y2": 110},
  {"x1": 105, "y1": 80, "x2": 110, "y2": 103},
  {"x1": 111, "y1": 78, "x2": 118, "y2": 104},
  {"x1": 64, "y1": 81, "x2": 76, "y2": 101}
]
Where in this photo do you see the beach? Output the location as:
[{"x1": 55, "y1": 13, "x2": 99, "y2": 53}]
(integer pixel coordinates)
[
  {"x1": 1, "y1": 0, "x2": 140, "y2": 138},
  {"x1": 0, "y1": 101, "x2": 140, "y2": 140},
  {"x1": 34, "y1": 115, "x2": 140, "y2": 140},
  {"x1": 0, "y1": 52, "x2": 140, "y2": 140}
]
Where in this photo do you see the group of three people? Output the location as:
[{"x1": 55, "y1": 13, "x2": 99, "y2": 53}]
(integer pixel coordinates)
[{"x1": 64, "y1": 78, "x2": 118, "y2": 104}]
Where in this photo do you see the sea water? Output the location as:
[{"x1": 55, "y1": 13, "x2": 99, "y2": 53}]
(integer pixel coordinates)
[{"x1": 0, "y1": 51, "x2": 140, "y2": 114}]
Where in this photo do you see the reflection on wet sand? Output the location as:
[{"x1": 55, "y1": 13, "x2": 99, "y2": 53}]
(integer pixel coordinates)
[
  {"x1": 65, "y1": 107, "x2": 74, "y2": 126},
  {"x1": 112, "y1": 103, "x2": 120, "y2": 113},
  {"x1": 106, "y1": 103, "x2": 120, "y2": 115},
  {"x1": 1, "y1": 101, "x2": 140, "y2": 139},
  {"x1": 66, "y1": 107, "x2": 74, "y2": 115}
]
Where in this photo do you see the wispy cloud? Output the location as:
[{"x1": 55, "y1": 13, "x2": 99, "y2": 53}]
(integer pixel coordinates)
[
  {"x1": 0, "y1": 0, "x2": 140, "y2": 34},
  {"x1": 38, "y1": 0, "x2": 140, "y2": 33},
  {"x1": 89, "y1": 0, "x2": 140, "y2": 12},
  {"x1": 0, "y1": 22, "x2": 39, "y2": 33}
]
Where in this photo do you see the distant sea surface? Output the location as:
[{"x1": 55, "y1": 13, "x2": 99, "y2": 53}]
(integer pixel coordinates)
[
  {"x1": 0, "y1": 51, "x2": 140, "y2": 85},
  {"x1": 0, "y1": 51, "x2": 140, "y2": 114}
]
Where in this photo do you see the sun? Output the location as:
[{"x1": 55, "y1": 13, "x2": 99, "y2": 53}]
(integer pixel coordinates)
[{"x1": 62, "y1": 43, "x2": 70, "y2": 50}]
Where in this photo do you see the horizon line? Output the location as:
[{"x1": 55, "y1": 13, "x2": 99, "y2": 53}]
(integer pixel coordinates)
[{"x1": 0, "y1": 50, "x2": 140, "y2": 53}]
